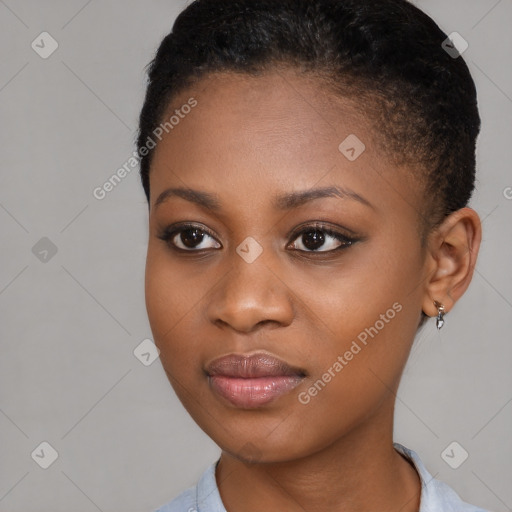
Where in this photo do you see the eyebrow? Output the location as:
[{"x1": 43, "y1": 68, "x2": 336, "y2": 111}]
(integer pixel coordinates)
[
  {"x1": 274, "y1": 185, "x2": 373, "y2": 210},
  {"x1": 153, "y1": 185, "x2": 373, "y2": 211},
  {"x1": 154, "y1": 187, "x2": 222, "y2": 211}
]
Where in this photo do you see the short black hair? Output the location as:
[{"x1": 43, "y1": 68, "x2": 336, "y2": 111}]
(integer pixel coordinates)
[{"x1": 137, "y1": 0, "x2": 480, "y2": 234}]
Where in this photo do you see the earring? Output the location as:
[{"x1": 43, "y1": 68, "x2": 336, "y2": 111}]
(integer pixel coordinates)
[{"x1": 433, "y1": 300, "x2": 445, "y2": 330}]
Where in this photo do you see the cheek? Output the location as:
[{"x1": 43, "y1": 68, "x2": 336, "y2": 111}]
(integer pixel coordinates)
[
  {"x1": 144, "y1": 246, "x2": 208, "y2": 361},
  {"x1": 291, "y1": 243, "x2": 423, "y2": 410},
  {"x1": 287, "y1": 243, "x2": 421, "y2": 358},
  {"x1": 297, "y1": 293, "x2": 409, "y2": 410}
]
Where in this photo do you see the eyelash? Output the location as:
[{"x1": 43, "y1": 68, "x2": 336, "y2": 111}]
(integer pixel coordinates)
[{"x1": 157, "y1": 222, "x2": 359, "y2": 255}]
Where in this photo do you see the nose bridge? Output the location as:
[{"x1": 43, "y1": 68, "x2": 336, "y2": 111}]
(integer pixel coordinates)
[{"x1": 207, "y1": 244, "x2": 293, "y2": 332}]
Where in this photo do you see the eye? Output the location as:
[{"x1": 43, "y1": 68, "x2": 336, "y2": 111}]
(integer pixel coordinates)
[
  {"x1": 287, "y1": 224, "x2": 355, "y2": 253},
  {"x1": 157, "y1": 223, "x2": 222, "y2": 251}
]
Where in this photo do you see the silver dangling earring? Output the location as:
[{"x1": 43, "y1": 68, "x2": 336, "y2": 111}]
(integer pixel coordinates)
[{"x1": 433, "y1": 300, "x2": 445, "y2": 330}]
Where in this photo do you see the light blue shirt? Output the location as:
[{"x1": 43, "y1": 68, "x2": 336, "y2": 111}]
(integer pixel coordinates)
[{"x1": 154, "y1": 443, "x2": 491, "y2": 512}]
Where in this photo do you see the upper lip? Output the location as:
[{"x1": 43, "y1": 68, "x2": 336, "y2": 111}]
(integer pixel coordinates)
[{"x1": 206, "y1": 352, "x2": 306, "y2": 378}]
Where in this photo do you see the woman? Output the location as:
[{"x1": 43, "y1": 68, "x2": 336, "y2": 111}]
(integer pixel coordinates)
[{"x1": 138, "y1": 0, "x2": 490, "y2": 510}]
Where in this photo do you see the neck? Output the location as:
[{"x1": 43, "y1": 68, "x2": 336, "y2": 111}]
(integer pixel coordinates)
[{"x1": 215, "y1": 399, "x2": 421, "y2": 512}]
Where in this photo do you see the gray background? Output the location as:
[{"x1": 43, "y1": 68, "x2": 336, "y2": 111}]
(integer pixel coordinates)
[{"x1": 0, "y1": 0, "x2": 510, "y2": 511}]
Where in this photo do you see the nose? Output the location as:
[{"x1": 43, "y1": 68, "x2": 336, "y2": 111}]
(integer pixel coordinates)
[{"x1": 206, "y1": 254, "x2": 294, "y2": 334}]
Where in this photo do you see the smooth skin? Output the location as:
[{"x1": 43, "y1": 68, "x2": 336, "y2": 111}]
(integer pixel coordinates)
[{"x1": 144, "y1": 69, "x2": 481, "y2": 512}]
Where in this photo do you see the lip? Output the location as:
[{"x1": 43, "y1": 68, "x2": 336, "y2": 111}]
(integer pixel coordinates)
[{"x1": 206, "y1": 353, "x2": 306, "y2": 409}]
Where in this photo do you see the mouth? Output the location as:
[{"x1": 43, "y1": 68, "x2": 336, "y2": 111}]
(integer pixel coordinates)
[{"x1": 205, "y1": 352, "x2": 306, "y2": 409}]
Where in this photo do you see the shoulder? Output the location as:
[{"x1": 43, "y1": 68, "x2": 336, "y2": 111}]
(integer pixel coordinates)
[
  {"x1": 153, "y1": 486, "x2": 196, "y2": 512},
  {"x1": 153, "y1": 461, "x2": 225, "y2": 512},
  {"x1": 393, "y1": 443, "x2": 492, "y2": 512}
]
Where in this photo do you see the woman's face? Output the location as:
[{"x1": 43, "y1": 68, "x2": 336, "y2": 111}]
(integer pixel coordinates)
[{"x1": 145, "y1": 69, "x2": 430, "y2": 462}]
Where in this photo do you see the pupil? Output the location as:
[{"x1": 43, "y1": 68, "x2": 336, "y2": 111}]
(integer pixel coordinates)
[
  {"x1": 181, "y1": 228, "x2": 204, "y2": 248},
  {"x1": 303, "y1": 229, "x2": 324, "y2": 250}
]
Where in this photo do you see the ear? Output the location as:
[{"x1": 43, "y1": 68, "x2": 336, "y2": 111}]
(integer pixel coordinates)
[{"x1": 422, "y1": 207, "x2": 482, "y2": 318}]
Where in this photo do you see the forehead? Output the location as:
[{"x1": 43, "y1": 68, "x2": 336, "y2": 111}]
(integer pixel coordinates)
[{"x1": 149, "y1": 69, "x2": 420, "y2": 218}]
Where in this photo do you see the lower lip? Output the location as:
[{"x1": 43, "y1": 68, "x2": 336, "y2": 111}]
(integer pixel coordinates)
[{"x1": 209, "y1": 375, "x2": 303, "y2": 408}]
